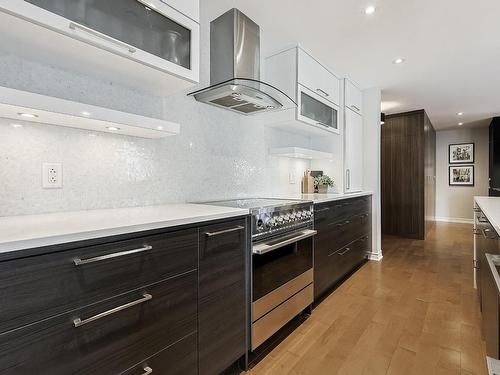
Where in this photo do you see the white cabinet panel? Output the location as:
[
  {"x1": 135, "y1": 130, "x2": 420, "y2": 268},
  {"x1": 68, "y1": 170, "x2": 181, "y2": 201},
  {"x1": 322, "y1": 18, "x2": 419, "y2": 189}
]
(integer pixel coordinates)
[
  {"x1": 0, "y1": 0, "x2": 200, "y2": 93},
  {"x1": 297, "y1": 85, "x2": 340, "y2": 134},
  {"x1": 161, "y1": 0, "x2": 199, "y2": 21},
  {"x1": 298, "y1": 48, "x2": 340, "y2": 105},
  {"x1": 344, "y1": 108, "x2": 363, "y2": 192},
  {"x1": 345, "y1": 79, "x2": 363, "y2": 115}
]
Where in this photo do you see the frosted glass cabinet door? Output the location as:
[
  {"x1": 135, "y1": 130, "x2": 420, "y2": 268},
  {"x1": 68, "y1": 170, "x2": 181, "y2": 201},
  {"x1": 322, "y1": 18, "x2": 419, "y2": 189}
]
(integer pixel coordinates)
[
  {"x1": 297, "y1": 86, "x2": 339, "y2": 134},
  {"x1": 25, "y1": 0, "x2": 192, "y2": 69}
]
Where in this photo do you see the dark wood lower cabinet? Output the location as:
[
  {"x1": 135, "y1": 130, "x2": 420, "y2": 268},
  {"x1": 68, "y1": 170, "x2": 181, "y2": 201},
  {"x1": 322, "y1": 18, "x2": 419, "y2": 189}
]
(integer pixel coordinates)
[
  {"x1": 0, "y1": 273, "x2": 197, "y2": 375},
  {"x1": 121, "y1": 333, "x2": 198, "y2": 375},
  {"x1": 198, "y1": 219, "x2": 247, "y2": 375},
  {"x1": 0, "y1": 216, "x2": 249, "y2": 375},
  {"x1": 314, "y1": 196, "x2": 372, "y2": 300}
]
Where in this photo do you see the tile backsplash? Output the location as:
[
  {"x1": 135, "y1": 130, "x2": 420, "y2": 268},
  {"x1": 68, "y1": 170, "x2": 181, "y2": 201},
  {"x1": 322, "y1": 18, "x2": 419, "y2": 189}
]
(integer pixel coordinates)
[{"x1": 0, "y1": 3, "x2": 343, "y2": 217}]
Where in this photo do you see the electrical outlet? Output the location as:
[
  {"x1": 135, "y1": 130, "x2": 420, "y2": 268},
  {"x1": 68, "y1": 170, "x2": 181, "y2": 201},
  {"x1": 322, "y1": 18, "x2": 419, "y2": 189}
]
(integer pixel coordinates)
[
  {"x1": 289, "y1": 172, "x2": 296, "y2": 184},
  {"x1": 42, "y1": 163, "x2": 63, "y2": 189}
]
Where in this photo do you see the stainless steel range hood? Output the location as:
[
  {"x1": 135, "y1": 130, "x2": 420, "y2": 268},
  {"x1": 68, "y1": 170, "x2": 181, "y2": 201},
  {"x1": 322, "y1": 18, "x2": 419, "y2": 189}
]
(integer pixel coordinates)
[{"x1": 188, "y1": 9, "x2": 296, "y2": 115}]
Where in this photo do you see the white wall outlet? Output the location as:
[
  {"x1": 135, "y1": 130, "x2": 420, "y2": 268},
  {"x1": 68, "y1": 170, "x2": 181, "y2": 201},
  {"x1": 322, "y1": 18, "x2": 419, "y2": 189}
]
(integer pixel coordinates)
[
  {"x1": 42, "y1": 162, "x2": 63, "y2": 189},
  {"x1": 289, "y1": 172, "x2": 296, "y2": 184}
]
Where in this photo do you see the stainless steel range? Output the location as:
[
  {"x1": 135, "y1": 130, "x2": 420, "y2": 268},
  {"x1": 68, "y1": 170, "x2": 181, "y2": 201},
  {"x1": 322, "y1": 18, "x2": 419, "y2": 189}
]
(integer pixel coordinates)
[{"x1": 204, "y1": 198, "x2": 316, "y2": 350}]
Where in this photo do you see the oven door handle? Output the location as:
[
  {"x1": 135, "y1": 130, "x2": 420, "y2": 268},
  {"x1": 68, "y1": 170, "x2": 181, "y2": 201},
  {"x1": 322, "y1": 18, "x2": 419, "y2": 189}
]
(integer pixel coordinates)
[{"x1": 252, "y1": 229, "x2": 317, "y2": 255}]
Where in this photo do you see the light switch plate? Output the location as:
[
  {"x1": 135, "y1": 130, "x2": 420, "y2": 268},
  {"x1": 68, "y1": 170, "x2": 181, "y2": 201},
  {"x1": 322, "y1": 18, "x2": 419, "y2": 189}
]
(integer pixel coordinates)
[{"x1": 42, "y1": 162, "x2": 63, "y2": 189}]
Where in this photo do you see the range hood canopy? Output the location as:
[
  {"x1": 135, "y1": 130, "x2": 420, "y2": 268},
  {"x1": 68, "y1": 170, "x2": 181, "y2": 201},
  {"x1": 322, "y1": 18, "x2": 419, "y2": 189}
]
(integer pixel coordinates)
[{"x1": 188, "y1": 9, "x2": 296, "y2": 115}]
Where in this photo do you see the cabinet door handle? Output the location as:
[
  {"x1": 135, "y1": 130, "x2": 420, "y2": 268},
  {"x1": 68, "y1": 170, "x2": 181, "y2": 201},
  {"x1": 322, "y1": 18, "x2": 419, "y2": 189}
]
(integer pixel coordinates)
[
  {"x1": 205, "y1": 226, "x2": 244, "y2": 237},
  {"x1": 316, "y1": 88, "x2": 330, "y2": 97},
  {"x1": 73, "y1": 293, "x2": 152, "y2": 328},
  {"x1": 142, "y1": 366, "x2": 153, "y2": 375},
  {"x1": 316, "y1": 121, "x2": 330, "y2": 128},
  {"x1": 350, "y1": 105, "x2": 360, "y2": 112},
  {"x1": 338, "y1": 247, "x2": 351, "y2": 256},
  {"x1": 69, "y1": 22, "x2": 137, "y2": 54},
  {"x1": 334, "y1": 220, "x2": 351, "y2": 227},
  {"x1": 73, "y1": 245, "x2": 153, "y2": 266},
  {"x1": 346, "y1": 169, "x2": 351, "y2": 190},
  {"x1": 315, "y1": 207, "x2": 330, "y2": 213}
]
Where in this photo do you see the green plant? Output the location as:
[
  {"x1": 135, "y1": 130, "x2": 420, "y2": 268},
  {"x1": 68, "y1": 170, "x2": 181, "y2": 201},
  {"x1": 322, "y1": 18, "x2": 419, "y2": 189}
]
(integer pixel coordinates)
[{"x1": 314, "y1": 175, "x2": 334, "y2": 188}]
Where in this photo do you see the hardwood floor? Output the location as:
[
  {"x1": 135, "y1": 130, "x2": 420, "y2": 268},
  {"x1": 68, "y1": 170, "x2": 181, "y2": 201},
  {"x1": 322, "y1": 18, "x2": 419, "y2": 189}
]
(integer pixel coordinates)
[{"x1": 247, "y1": 222, "x2": 487, "y2": 375}]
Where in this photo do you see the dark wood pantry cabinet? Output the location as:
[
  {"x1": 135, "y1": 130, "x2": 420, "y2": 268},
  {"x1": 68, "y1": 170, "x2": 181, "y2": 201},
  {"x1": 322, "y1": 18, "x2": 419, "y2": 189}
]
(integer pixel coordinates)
[
  {"x1": 313, "y1": 195, "x2": 372, "y2": 300},
  {"x1": 0, "y1": 217, "x2": 249, "y2": 375}
]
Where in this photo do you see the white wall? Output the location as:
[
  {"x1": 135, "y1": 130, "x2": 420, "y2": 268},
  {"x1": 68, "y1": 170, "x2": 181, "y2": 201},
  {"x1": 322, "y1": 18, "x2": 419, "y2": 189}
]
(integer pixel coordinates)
[
  {"x1": 0, "y1": 2, "x2": 344, "y2": 216},
  {"x1": 435, "y1": 127, "x2": 489, "y2": 222},
  {"x1": 363, "y1": 88, "x2": 382, "y2": 260}
]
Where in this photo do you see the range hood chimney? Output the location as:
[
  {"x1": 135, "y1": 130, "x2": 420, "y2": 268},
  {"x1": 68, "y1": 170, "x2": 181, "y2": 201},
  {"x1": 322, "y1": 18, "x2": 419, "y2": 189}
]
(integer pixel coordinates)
[{"x1": 188, "y1": 9, "x2": 296, "y2": 115}]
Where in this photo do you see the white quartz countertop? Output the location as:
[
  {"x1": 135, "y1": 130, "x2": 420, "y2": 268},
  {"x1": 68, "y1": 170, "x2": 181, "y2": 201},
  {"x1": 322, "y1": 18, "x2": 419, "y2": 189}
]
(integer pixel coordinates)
[
  {"x1": 0, "y1": 204, "x2": 249, "y2": 254},
  {"x1": 277, "y1": 191, "x2": 373, "y2": 204},
  {"x1": 475, "y1": 196, "x2": 500, "y2": 235}
]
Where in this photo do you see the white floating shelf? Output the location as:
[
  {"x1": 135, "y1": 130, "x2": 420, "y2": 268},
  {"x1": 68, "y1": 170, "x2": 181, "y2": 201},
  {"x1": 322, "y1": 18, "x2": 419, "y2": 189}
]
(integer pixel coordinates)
[
  {"x1": 0, "y1": 86, "x2": 179, "y2": 139},
  {"x1": 270, "y1": 147, "x2": 333, "y2": 160}
]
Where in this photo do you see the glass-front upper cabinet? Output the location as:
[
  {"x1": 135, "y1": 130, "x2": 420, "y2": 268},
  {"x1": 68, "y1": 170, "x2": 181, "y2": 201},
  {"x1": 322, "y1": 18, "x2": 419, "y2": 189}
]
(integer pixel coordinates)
[
  {"x1": 2, "y1": 0, "x2": 199, "y2": 84},
  {"x1": 297, "y1": 85, "x2": 339, "y2": 134}
]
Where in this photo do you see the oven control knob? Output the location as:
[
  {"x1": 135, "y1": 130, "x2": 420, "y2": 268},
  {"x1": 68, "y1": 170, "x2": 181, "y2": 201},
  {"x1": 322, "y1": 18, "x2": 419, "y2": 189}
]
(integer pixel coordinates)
[
  {"x1": 283, "y1": 215, "x2": 291, "y2": 222},
  {"x1": 277, "y1": 216, "x2": 284, "y2": 223},
  {"x1": 305, "y1": 210, "x2": 312, "y2": 217},
  {"x1": 290, "y1": 213, "x2": 296, "y2": 221}
]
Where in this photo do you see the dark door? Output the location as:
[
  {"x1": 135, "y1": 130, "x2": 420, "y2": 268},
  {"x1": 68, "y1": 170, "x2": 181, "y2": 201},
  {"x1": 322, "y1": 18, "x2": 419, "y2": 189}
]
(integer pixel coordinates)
[{"x1": 198, "y1": 219, "x2": 247, "y2": 375}]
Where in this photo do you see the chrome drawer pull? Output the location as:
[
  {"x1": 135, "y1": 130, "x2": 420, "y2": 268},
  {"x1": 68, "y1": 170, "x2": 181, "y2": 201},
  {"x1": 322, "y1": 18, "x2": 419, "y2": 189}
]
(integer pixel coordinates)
[
  {"x1": 316, "y1": 88, "x2": 330, "y2": 97},
  {"x1": 69, "y1": 22, "x2": 137, "y2": 53},
  {"x1": 253, "y1": 229, "x2": 317, "y2": 255},
  {"x1": 315, "y1": 207, "x2": 330, "y2": 213},
  {"x1": 73, "y1": 245, "x2": 153, "y2": 266},
  {"x1": 142, "y1": 366, "x2": 153, "y2": 375},
  {"x1": 338, "y1": 247, "x2": 351, "y2": 256},
  {"x1": 73, "y1": 293, "x2": 152, "y2": 328},
  {"x1": 205, "y1": 226, "x2": 244, "y2": 237}
]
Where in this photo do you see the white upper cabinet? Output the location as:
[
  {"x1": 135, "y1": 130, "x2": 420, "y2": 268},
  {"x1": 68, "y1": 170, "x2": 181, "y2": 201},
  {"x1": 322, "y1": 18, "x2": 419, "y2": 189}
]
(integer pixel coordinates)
[
  {"x1": 297, "y1": 49, "x2": 340, "y2": 105},
  {"x1": 265, "y1": 46, "x2": 341, "y2": 135},
  {"x1": 344, "y1": 107, "x2": 363, "y2": 192},
  {"x1": 0, "y1": 0, "x2": 200, "y2": 94},
  {"x1": 345, "y1": 79, "x2": 363, "y2": 115},
  {"x1": 161, "y1": 0, "x2": 199, "y2": 21}
]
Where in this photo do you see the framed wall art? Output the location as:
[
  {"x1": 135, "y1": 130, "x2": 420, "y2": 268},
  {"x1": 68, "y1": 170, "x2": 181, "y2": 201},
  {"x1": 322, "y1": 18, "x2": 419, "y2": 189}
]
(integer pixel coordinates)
[
  {"x1": 449, "y1": 143, "x2": 474, "y2": 164},
  {"x1": 449, "y1": 165, "x2": 474, "y2": 186}
]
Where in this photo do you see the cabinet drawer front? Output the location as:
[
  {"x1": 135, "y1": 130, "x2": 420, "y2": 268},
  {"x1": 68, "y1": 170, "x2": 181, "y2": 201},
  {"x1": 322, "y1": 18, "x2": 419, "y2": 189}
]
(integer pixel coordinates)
[
  {"x1": 328, "y1": 213, "x2": 370, "y2": 252},
  {"x1": 314, "y1": 196, "x2": 370, "y2": 226},
  {"x1": 121, "y1": 333, "x2": 197, "y2": 375},
  {"x1": 297, "y1": 48, "x2": 340, "y2": 105},
  {"x1": 330, "y1": 236, "x2": 369, "y2": 283},
  {"x1": 0, "y1": 273, "x2": 197, "y2": 375},
  {"x1": 0, "y1": 228, "x2": 197, "y2": 334},
  {"x1": 199, "y1": 219, "x2": 247, "y2": 375},
  {"x1": 344, "y1": 79, "x2": 363, "y2": 114}
]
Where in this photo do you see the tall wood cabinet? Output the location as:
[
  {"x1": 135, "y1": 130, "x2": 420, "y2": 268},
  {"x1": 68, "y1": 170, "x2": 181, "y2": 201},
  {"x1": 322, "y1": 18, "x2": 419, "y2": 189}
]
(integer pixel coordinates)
[{"x1": 381, "y1": 109, "x2": 436, "y2": 240}]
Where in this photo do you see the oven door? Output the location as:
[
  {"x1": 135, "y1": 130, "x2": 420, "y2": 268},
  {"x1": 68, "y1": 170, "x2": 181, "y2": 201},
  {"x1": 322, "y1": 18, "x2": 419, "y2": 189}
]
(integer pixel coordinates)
[
  {"x1": 252, "y1": 229, "x2": 315, "y2": 308},
  {"x1": 251, "y1": 228, "x2": 315, "y2": 350}
]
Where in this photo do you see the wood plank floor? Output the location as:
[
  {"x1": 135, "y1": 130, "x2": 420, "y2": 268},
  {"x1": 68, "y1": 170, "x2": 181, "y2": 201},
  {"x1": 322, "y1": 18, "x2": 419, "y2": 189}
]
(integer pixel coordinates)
[{"x1": 247, "y1": 222, "x2": 487, "y2": 375}]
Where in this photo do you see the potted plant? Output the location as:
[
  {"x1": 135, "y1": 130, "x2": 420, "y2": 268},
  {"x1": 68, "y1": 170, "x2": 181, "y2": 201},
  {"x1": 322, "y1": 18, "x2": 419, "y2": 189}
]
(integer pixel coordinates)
[{"x1": 314, "y1": 175, "x2": 334, "y2": 193}]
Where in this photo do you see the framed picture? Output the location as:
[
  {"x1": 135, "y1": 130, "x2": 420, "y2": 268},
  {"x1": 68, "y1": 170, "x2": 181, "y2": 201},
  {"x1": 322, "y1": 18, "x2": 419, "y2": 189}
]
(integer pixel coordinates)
[
  {"x1": 449, "y1": 143, "x2": 474, "y2": 164},
  {"x1": 449, "y1": 165, "x2": 474, "y2": 186}
]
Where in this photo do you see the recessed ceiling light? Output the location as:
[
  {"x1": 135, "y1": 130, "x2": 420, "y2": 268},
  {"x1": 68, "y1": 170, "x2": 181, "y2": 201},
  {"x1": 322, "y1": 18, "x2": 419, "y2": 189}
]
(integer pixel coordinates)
[
  {"x1": 18, "y1": 112, "x2": 38, "y2": 118},
  {"x1": 457, "y1": 112, "x2": 464, "y2": 116},
  {"x1": 393, "y1": 58, "x2": 405, "y2": 64},
  {"x1": 81, "y1": 111, "x2": 91, "y2": 117},
  {"x1": 458, "y1": 122, "x2": 464, "y2": 126},
  {"x1": 365, "y1": 5, "x2": 376, "y2": 14},
  {"x1": 11, "y1": 123, "x2": 23, "y2": 128},
  {"x1": 106, "y1": 126, "x2": 120, "y2": 131},
  {"x1": 157, "y1": 125, "x2": 164, "y2": 130}
]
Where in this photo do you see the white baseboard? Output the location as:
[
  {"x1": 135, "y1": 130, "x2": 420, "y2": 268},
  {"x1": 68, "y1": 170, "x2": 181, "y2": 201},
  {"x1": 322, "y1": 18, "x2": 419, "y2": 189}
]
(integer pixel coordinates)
[
  {"x1": 434, "y1": 216, "x2": 474, "y2": 224},
  {"x1": 367, "y1": 252, "x2": 383, "y2": 261}
]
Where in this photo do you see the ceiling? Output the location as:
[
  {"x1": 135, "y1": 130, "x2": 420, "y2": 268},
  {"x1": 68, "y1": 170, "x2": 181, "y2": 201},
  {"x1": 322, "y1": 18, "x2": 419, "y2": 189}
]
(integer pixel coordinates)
[{"x1": 206, "y1": 0, "x2": 500, "y2": 130}]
